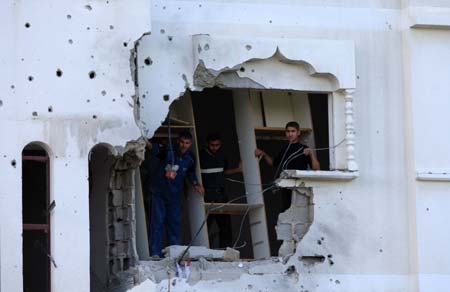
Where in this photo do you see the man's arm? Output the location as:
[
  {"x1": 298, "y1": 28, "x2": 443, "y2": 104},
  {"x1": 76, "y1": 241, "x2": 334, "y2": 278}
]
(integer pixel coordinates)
[
  {"x1": 187, "y1": 156, "x2": 204, "y2": 196},
  {"x1": 255, "y1": 148, "x2": 273, "y2": 166},
  {"x1": 304, "y1": 148, "x2": 320, "y2": 170},
  {"x1": 224, "y1": 157, "x2": 242, "y2": 175}
]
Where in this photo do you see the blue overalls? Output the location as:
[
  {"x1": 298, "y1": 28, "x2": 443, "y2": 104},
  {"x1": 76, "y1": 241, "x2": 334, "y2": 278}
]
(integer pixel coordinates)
[{"x1": 148, "y1": 143, "x2": 198, "y2": 257}]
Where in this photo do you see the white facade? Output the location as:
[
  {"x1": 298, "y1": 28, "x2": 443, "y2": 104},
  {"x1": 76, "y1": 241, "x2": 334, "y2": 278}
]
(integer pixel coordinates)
[{"x1": 2, "y1": 0, "x2": 450, "y2": 291}]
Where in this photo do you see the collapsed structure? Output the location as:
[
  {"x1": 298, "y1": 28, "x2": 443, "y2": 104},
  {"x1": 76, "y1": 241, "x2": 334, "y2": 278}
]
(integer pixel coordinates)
[{"x1": 2, "y1": 0, "x2": 450, "y2": 291}]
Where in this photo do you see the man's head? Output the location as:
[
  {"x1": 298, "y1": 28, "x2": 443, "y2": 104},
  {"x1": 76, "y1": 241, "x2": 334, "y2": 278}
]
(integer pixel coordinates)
[
  {"x1": 284, "y1": 121, "x2": 301, "y2": 143},
  {"x1": 206, "y1": 133, "x2": 222, "y2": 154},
  {"x1": 178, "y1": 131, "x2": 193, "y2": 154}
]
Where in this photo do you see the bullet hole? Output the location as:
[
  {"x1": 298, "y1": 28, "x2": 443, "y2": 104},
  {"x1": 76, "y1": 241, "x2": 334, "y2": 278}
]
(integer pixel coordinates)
[
  {"x1": 11, "y1": 85, "x2": 15, "y2": 89},
  {"x1": 142, "y1": 94, "x2": 146, "y2": 98},
  {"x1": 112, "y1": 98, "x2": 116, "y2": 102},
  {"x1": 379, "y1": 249, "x2": 383, "y2": 253},
  {"x1": 86, "y1": 27, "x2": 90, "y2": 30},
  {"x1": 65, "y1": 163, "x2": 68, "y2": 167},
  {"x1": 66, "y1": 14, "x2": 71, "y2": 19},
  {"x1": 85, "y1": 4, "x2": 92, "y2": 11},
  {"x1": 247, "y1": 284, "x2": 253, "y2": 289},
  {"x1": 251, "y1": 69, "x2": 255, "y2": 73},
  {"x1": 92, "y1": 115, "x2": 97, "y2": 119},
  {"x1": 199, "y1": 4, "x2": 202, "y2": 7},
  {"x1": 269, "y1": 20, "x2": 273, "y2": 23},
  {"x1": 125, "y1": 79, "x2": 130, "y2": 83},
  {"x1": 120, "y1": 93, "x2": 124, "y2": 97},
  {"x1": 89, "y1": 71, "x2": 96, "y2": 79},
  {"x1": 335, "y1": 280, "x2": 340, "y2": 284},
  {"x1": 11, "y1": 159, "x2": 16, "y2": 168},
  {"x1": 246, "y1": 44, "x2": 252, "y2": 50},
  {"x1": 162, "y1": 6, "x2": 166, "y2": 9},
  {"x1": 163, "y1": 94, "x2": 170, "y2": 101},
  {"x1": 321, "y1": 237, "x2": 325, "y2": 241},
  {"x1": 32, "y1": 111, "x2": 38, "y2": 117},
  {"x1": 160, "y1": 29, "x2": 165, "y2": 34},
  {"x1": 101, "y1": 90, "x2": 106, "y2": 96},
  {"x1": 328, "y1": 259, "x2": 334, "y2": 266},
  {"x1": 48, "y1": 106, "x2": 53, "y2": 112},
  {"x1": 204, "y1": 44, "x2": 210, "y2": 51},
  {"x1": 357, "y1": 75, "x2": 360, "y2": 79},
  {"x1": 168, "y1": 36, "x2": 173, "y2": 41},
  {"x1": 123, "y1": 42, "x2": 128, "y2": 47},
  {"x1": 28, "y1": 76, "x2": 34, "y2": 81},
  {"x1": 178, "y1": 7, "x2": 181, "y2": 10},
  {"x1": 25, "y1": 22, "x2": 31, "y2": 28},
  {"x1": 0, "y1": 100, "x2": 3, "y2": 107},
  {"x1": 109, "y1": 25, "x2": 114, "y2": 30},
  {"x1": 68, "y1": 39, "x2": 73, "y2": 44},
  {"x1": 86, "y1": 99, "x2": 90, "y2": 103},
  {"x1": 426, "y1": 208, "x2": 429, "y2": 211},
  {"x1": 90, "y1": 55, "x2": 94, "y2": 59},
  {"x1": 327, "y1": 254, "x2": 333, "y2": 258},
  {"x1": 144, "y1": 57, "x2": 153, "y2": 66},
  {"x1": 239, "y1": 67, "x2": 245, "y2": 72},
  {"x1": 317, "y1": 239, "x2": 322, "y2": 245},
  {"x1": 56, "y1": 69, "x2": 63, "y2": 77}
]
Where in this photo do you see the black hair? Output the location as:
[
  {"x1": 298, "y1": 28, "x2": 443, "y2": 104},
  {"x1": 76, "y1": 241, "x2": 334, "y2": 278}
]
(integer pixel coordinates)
[
  {"x1": 285, "y1": 121, "x2": 300, "y2": 130},
  {"x1": 178, "y1": 131, "x2": 193, "y2": 140},
  {"x1": 206, "y1": 133, "x2": 221, "y2": 142}
]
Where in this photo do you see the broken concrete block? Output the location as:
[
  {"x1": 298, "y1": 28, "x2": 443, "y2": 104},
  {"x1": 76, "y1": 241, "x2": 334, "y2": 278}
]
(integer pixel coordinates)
[
  {"x1": 223, "y1": 247, "x2": 240, "y2": 262},
  {"x1": 126, "y1": 279, "x2": 157, "y2": 292},
  {"x1": 163, "y1": 245, "x2": 240, "y2": 261}
]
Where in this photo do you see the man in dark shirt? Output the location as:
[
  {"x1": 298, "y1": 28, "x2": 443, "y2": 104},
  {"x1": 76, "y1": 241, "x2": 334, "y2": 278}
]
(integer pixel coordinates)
[
  {"x1": 199, "y1": 134, "x2": 241, "y2": 248},
  {"x1": 255, "y1": 121, "x2": 320, "y2": 211},
  {"x1": 146, "y1": 131, "x2": 204, "y2": 257}
]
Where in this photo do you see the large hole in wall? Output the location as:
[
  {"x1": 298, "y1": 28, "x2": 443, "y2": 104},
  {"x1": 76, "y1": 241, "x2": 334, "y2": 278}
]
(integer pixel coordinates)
[{"x1": 137, "y1": 87, "x2": 328, "y2": 259}]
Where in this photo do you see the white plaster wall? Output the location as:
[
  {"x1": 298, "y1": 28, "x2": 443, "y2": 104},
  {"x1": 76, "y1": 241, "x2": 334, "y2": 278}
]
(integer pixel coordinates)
[
  {"x1": 0, "y1": 1, "x2": 151, "y2": 291},
  {"x1": 136, "y1": 0, "x2": 410, "y2": 290},
  {"x1": 405, "y1": 28, "x2": 450, "y2": 290}
]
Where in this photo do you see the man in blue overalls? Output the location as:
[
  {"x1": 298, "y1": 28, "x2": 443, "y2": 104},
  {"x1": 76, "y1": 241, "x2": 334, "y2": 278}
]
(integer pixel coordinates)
[{"x1": 146, "y1": 131, "x2": 204, "y2": 257}]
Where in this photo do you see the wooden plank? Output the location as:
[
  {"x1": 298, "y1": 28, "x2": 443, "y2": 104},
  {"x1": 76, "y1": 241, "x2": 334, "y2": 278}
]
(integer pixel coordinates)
[
  {"x1": 204, "y1": 203, "x2": 263, "y2": 215},
  {"x1": 23, "y1": 224, "x2": 49, "y2": 231},
  {"x1": 22, "y1": 155, "x2": 49, "y2": 161}
]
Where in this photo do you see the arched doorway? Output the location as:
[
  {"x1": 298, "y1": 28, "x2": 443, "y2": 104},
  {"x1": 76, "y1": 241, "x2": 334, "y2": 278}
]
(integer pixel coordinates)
[
  {"x1": 89, "y1": 144, "x2": 115, "y2": 292},
  {"x1": 22, "y1": 143, "x2": 51, "y2": 292}
]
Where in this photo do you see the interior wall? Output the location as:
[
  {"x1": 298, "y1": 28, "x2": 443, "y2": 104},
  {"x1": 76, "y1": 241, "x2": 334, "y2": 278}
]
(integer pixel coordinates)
[{"x1": 89, "y1": 145, "x2": 115, "y2": 292}]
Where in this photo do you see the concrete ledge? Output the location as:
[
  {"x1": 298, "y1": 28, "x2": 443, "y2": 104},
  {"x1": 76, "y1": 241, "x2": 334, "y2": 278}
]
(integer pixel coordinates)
[
  {"x1": 282, "y1": 169, "x2": 359, "y2": 180},
  {"x1": 416, "y1": 170, "x2": 450, "y2": 182},
  {"x1": 409, "y1": 7, "x2": 450, "y2": 29},
  {"x1": 278, "y1": 170, "x2": 359, "y2": 186}
]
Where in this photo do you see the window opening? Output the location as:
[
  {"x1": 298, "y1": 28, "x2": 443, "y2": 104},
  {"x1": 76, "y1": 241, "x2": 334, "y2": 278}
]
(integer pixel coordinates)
[
  {"x1": 22, "y1": 143, "x2": 51, "y2": 292},
  {"x1": 140, "y1": 87, "x2": 331, "y2": 259}
]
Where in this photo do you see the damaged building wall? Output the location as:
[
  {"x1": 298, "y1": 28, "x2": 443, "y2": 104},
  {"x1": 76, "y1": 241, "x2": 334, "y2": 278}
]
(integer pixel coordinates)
[
  {"x1": 2, "y1": 0, "x2": 450, "y2": 292},
  {"x1": 132, "y1": 0, "x2": 434, "y2": 291},
  {"x1": 0, "y1": 1, "x2": 151, "y2": 291}
]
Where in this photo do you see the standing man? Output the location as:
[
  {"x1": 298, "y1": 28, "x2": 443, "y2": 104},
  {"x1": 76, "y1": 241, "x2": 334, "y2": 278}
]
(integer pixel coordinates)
[
  {"x1": 199, "y1": 133, "x2": 241, "y2": 248},
  {"x1": 255, "y1": 121, "x2": 320, "y2": 210},
  {"x1": 147, "y1": 131, "x2": 204, "y2": 257}
]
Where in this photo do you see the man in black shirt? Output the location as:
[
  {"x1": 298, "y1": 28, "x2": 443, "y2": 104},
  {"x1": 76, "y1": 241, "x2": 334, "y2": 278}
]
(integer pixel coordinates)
[
  {"x1": 200, "y1": 133, "x2": 241, "y2": 248},
  {"x1": 255, "y1": 121, "x2": 320, "y2": 211}
]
